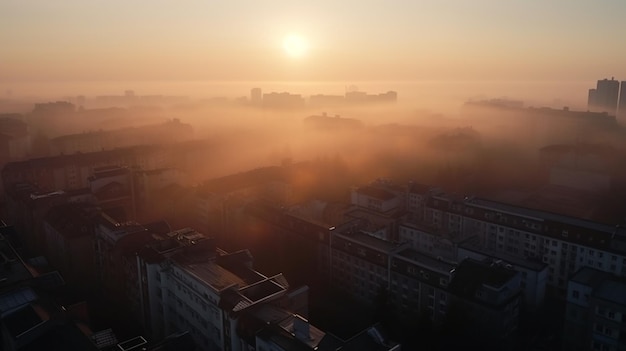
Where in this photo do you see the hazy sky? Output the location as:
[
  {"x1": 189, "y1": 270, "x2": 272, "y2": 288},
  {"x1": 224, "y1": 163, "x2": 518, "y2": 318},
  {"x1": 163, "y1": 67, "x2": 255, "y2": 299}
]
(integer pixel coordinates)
[{"x1": 2, "y1": 1, "x2": 626, "y2": 83}]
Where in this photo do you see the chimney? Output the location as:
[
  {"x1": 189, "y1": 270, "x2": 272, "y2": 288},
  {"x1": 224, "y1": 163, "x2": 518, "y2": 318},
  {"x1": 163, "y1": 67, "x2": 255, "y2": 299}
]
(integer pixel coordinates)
[{"x1": 293, "y1": 314, "x2": 310, "y2": 341}]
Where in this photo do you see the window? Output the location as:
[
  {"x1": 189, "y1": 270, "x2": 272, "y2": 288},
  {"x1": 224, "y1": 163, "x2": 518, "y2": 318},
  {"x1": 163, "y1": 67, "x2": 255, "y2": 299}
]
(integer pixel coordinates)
[{"x1": 571, "y1": 289, "x2": 579, "y2": 299}]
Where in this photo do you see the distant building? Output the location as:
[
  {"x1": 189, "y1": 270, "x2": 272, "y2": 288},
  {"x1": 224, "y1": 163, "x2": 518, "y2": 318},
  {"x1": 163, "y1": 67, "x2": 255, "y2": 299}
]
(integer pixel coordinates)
[
  {"x1": 32, "y1": 101, "x2": 76, "y2": 115},
  {"x1": 135, "y1": 168, "x2": 185, "y2": 214},
  {"x1": 619, "y1": 81, "x2": 626, "y2": 119},
  {"x1": 262, "y1": 92, "x2": 305, "y2": 109},
  {"x1": 345, "y1": 91, "x2": 397, "y2": 104},
  {"x1": 196, "y1": 166, "x2": 292, "y2": 241},
  {"x1": 2, "y1": 144, "x2": 170, "y2": 192},
  {"x1": 250, "y1": 88, "x2": 262, "y2": 105},
  {"x1": 303, "y1": 113, "x2": 364, "y2": 130},
  {"x1": 0, "y1": 116, "x2": 30, "y2": 163},
  {"x1": 462, "y1": 100, "x2": 616, "y2": 148},
  {"x1": 588, "y1": 89, "x2": 598, "y2": 111},
  {"x1": 93, "y1": 91, "x2": 187, "y2": 108},
  {"x1": 309, "y1": 94, "x2": 345, "y2": 107},
  {"x1": 50, "y1": 119, "x2": 193, "y2": 155},
  {"x1": 539, "y1": 143, "x2": 615, "y2": 193},
  {"x1": 588, "y1": 78, "x2": 620, "y2": 115},
  {"x1": 88, "y1": 166, "x2": 137, "y2": 219}
]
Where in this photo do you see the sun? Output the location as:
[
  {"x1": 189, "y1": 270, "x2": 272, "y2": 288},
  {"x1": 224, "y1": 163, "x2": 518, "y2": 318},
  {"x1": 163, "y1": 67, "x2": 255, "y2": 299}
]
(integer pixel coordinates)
[{"x1": 283, "y1": 34, "x2": 308, "y2": 58}]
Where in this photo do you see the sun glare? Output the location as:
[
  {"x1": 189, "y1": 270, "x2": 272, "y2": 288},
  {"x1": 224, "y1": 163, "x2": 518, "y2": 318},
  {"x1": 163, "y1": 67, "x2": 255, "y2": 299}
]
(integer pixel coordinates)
[{"x1": 283, "y1": 34, "x2": 308, "y2": 58}]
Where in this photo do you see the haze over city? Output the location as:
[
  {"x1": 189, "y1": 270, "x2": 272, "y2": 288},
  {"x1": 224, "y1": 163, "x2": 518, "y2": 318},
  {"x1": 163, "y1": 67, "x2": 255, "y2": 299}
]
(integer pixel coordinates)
[
  {"x1": 1, "y1": 2, "x2": 626, "y2": 351},
  {"x1": 3, "y1": 1, "x2": 626, "y2": 102}
]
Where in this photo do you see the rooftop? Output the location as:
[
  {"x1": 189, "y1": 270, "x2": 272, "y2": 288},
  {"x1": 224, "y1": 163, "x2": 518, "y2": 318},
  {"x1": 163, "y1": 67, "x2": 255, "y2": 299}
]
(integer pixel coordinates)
[
  {"x1": 176, "y1": 259, "x2": 247, "y2": 292},
  {"x1": 354, "y1": 186, "x2": 397, "y2": 201},
  {"x1": 3, "y1": 144, "x2": 163, "y2": 173},
  {"x1": 448, "y1": 258, "x2": 519, "y2": 303},
  {"x1": 407, "y1": 181, "x2": 431, "y2": 194},
  {"x1": 89, "y1": 165, "x2": 130, "y2": 181},
  {"x1": 19, "y1": 322, "x2": 99, "y2": 351},
  {"x1": 3, "y1": 304, "x2": 46, "y2": 339},
  {"x1": 459, "y1": 236, "x2": 547, "y2": 271},
  {"x1": 489, "y1": 185, "x2": 620, "y2": 223},
  {"x1": 396, "y1": 248, "x2": 456, "y2": 274},
  {"x1": 335, "y1": 230, "x2": 403, "y2": 253},
  {"x1": 569, "y1": 267, "x2": 611, "y2": 287},
  {"x1": 0, "y1": 234, "x2": 34, "y2": 288},
  {"x1": 344, "y1": 208, "x2": 397, "y2": 232},
  {"x1": 199, "y1": 166, "x2": 287, "y2": 197},
  {"x1": 0, "y1": 287, "x2": 38, "y2": 316},
  {"x1": 219, "y1": 274, "x2": 289, "y2": 313},
  {"x1": 340, "y1": 324, "x2": 399, "y2": 351},
  {"x1": 594, "y1": 279, "x2": 626, "y2": 306},
  {"x1": 467, "y1": 197, "x2": 615, "y2": 233},
  {"x1": 44, "y1": 203, "x2": 100, "y2": 239}
]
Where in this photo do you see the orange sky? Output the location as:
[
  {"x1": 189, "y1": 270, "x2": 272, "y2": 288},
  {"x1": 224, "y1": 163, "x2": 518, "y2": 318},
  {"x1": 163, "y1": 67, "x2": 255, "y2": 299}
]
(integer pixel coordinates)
[{"x1": 2, "y1": 1, "x2": 626, "y2": 83}]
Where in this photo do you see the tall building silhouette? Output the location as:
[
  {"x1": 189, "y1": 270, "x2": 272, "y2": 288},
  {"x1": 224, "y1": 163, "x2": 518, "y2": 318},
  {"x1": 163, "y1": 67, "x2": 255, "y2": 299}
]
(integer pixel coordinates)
[
  {"x1": 587, "y1": 89, "x2": 598, "y2": 110},
  {"x1": 250, "y1": 88, "x2": 262, "y2": 105},
  {"x1": 619, "y1": 81, "x2": 626, "y2": 119},
  {"x1": 589, "y1": 78, "x2": 619, "y2": 115}
]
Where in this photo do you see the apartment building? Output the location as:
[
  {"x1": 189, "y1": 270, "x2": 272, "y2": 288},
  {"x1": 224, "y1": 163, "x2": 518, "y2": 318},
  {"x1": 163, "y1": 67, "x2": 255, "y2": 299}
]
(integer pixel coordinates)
[
  {"x1": 563, "y1": 267, "x2": 626, "y2": 351},
  {"x1": 136, "y1": 228, "x2": 292, "y2": 351},
  {"x1": 1, "y1": 144, "x2": 170, "y2": 192},
  {"x1": 458, "y1": 235, "x2": 548, "y2": 310},
  {"x1": 329, "y1": 227, "x2": 521, "y2": 337},
  {"x1": 411, "y1": 189, "x2": 626, "y2": 295}
]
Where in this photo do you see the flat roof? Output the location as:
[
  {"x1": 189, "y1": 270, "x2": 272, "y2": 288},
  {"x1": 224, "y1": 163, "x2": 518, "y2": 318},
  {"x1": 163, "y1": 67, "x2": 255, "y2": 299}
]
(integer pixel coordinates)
[
  {"x1": 355, "y1": 186, "x2": 397, "y2": 201},
  {"x1": 0, "y1": 287, "x2": 38, "y2": 316},
  {"x1": 451, "y1": 258, "x2": 518, "y2": 293},
  {"x1": 594, "y1": 279, "x2": 626, "y2": 305},
  {"x1": 569, "y1": 267, "x2": 611, "y2": 287},
  {"x1": 396, "y1": 248, "x2": 455, "y2": 273},
  {"x1": 468, "y1": 198, "x2": 614, "y2": 233},
  {"x1": 180, "y1": 260, "x2": 247, "y2": 292},
  {"x1": 336, "y1": 231, "x2": 401, "y2": 253},
  {"x1": 278, "y1": 315, "x2": 327, "y2": 349},
  {"x1": 0, "y1": 236, "x2": 33, "y2": 287},
  {"x1": 459, "y1": 236, "x2": 547, "y2": 271},
  {"x1": 400, "y1": 218, "x2": 438, "y2": 233},
  {"x1": 3, "y1": 304, "x2": 46, "y2": 339}
]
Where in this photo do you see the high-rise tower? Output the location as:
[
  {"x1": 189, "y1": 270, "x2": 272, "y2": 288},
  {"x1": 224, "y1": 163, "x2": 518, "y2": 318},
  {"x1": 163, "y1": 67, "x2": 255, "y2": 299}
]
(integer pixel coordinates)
[
  {"x1": 250, "y1": 88, "x2": 262, "y2": 106},
  {"x1": 594, "y1": 78, "x2": 619, "y2": 115}
]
